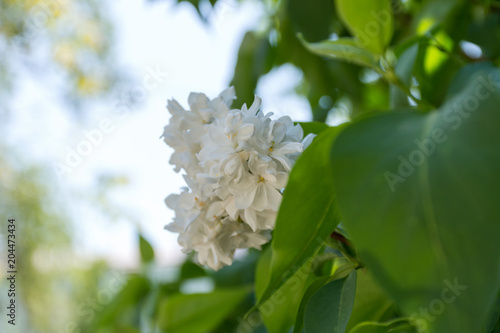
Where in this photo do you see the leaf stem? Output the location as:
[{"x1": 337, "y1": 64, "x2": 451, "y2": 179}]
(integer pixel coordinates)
[
  {"x1": 381, "y1": 66, "x2": 430, "y2": 108},
  {"x1": 427, "y1": 34, "x2": 467, "y2": 66},
  {"x1": 375, "y1": 56, "x2": 428, "y2": 108},
  {"x1": 330, "y1": 231, "x2": 363, "y2": 267}
]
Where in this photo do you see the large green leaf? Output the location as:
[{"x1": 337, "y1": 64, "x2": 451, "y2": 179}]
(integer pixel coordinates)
[
  {"x1": 157, "y1": 287, "x2": 250, "y2": 333},
  {"x1": 335, "y1": 0, "x2": 393, "y2": 54},
  {"x1": 299, "y1": 36, "x2": 380, "y2": 70},
  {"x1": 332, "y1": 63, "x2": 500, "y2": 333},
  {"x1": 304, "y1": 270, "x2": 357, "y2": 333},
  {"x1": 256, "y1": 126, "x2": 344, "y2": 305}
]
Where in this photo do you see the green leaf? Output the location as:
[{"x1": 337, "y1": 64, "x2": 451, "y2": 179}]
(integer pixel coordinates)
[
  {"x1": 412, "y1": 0, "x2": 463, "y2": 36},
  {"x1": 350, "y1": 318, "x2": 417, "y2": 333},
  {"x1": 335, "y1": 0, "x2": 394, "y2": 54},
  {"x1": 277, "y1": 14, "x2": 364, "y2": 122},
  {"x1": 287, "y1": 0, "x2": 335, "y2": 42},
  {"x1": 256, "y1": 126, "x2": 345, "y2": 305},
  {"x1": 299, "y1": 35, "x2": 380, "y2": 70},
  {"x1": 141, "y1": 285, "x2": 163, "y2": 332},
  {"x1": 346, "y1": 270, "x2": 398, "y2": 331},
  {"x1": 211, "y1": 249, "x2": 260, "y2": 288},
  {"x1": 91, "y1": 275, "x2": 151, "y2": 329},
  {"x1": 139, "y1": 234, "x2": 154, "y2": 264},
  {"x1": 332, "y1": 63, "x2": 500, "y2": 333},
  {"x1": 230, "y1": 31, "x2": 274, "y2": 109},
  {"x1": 157, "y1": 287, "x2": 250, "y2": 333},
  {"x1": 294, "y1": 262, "x2": 357, "y2": 333},
  {"x1": 179, "y1": 260, "x2": 207, "y2": 280},
  {"x1": 304, "y1": 270, "x2": 357, "y2": 333},
  {"x1": 390, "y1": 43, "x2": 419, "y2": 108},
  {"x1": 255, "y1": 246, "x2": 273, "y2": 301},
  {"x1": 297, "y1": 121, "x2": 330, "y2": 136},
  {"x1": 412, "y1": 30, "x2": 460, "y2": 107},
  {"x1": 258, "y1": 257, "x2": 320, "y2": 333},
  {"x1": 485, "y1": 293, "x2": 500, "y2": 332},
  {"x1": 492, "y1": 320, "x2": 500, "y2": 333}
]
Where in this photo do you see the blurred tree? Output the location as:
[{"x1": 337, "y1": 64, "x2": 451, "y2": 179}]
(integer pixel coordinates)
[
  {"x1": 0, "y1": 0, "x2": 124, "y2": 113},
  {"x1": 0, "y1": 144, "x2": 113, "y2": 333},
  {"x1": 0, "y1": 1, "x2": 134, "y2": 332}
]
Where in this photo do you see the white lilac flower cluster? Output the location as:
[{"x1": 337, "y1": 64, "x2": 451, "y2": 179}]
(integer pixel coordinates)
[{"x1": 162, "y1": 87, "x2": 314, "y2": 270}]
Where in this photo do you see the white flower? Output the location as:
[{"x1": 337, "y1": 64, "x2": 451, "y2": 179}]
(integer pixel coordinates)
[
  {"x1": 178, "y1": 218, "x2": 234, "y2": 269},
  {"x1": 197, "y1": 111, "x2": 254, "y2": 164},
  {"x1": 162, "y1": 88, "x2": 314, "y2": 270},
  {"x1": 243, "y1": 208, "x2": 277, "y2": 231},
  {"x1": 178, "y1": 217, "x2": 269, "y2": 270},
  {"x1": 230, "y1": 153, "x2": 287, "y2": 211}
]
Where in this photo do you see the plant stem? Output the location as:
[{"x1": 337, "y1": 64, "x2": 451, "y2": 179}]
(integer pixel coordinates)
[
  {"x1": 380, "y1": 65, "x2": 432, "y2": 109},
  {"x1": 427, "y1": 35, "x2": 467, "y2": 66},
  {"x1": 375, "y1": 56, "x2": 429, "y2": 108}
]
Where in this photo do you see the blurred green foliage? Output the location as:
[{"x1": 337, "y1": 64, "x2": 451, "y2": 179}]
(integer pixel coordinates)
[{"x1": 0, "y1": 145, "x2": 110, "y2": 332}]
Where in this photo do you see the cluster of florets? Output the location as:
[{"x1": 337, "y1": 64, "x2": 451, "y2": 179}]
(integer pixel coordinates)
[{"x1": 163, "y1": 87, "x2": 313, "y2": 270}]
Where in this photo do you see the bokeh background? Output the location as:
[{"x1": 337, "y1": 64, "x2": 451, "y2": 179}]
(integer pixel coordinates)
[
  {"x1": 1, "y1": 0, "x2": 498, "y2": 332},
  {"x1": 0, "y1": 1, "x2": 316, "y2": 331}
]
